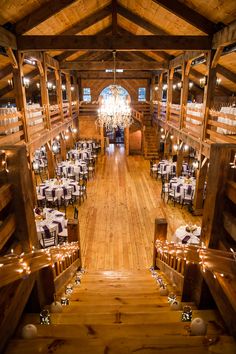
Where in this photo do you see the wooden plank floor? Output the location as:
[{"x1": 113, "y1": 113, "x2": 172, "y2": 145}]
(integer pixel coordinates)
[{"x1": 77, "y1": 145, "x2": 201, "y2": 271}]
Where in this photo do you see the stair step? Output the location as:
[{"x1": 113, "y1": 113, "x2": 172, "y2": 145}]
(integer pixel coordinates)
[{"x1": 6, "y1": 335, "x2": 236, "y2": 354}]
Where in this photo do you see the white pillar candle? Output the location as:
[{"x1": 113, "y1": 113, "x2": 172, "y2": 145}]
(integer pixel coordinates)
[
  {"x1": 170, "y1": 300, "x2": 182, "y2": 311},
  {"x1": 50, "y1": 301, "x2": 63, "y2": 313},
  {"x1": 190, "y1": 317, "x2": 207, "y2": 336},
  {"x1": 21, "y1": 324, "x2": 38, "y2": 339}
]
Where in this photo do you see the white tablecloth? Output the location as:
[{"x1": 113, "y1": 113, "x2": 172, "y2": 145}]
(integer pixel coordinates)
[
  {"x1": 169, "y1": 176, "x2": 196, "y2": 201},
  {"x1": 67, "y1": 149, "x2": 92, "y2": 160},
  {"x1": 38, "y1": 178, "x2": 78, "y2": 202},
  {"x1": 186, "y1": 103, "x2": 202, "y2": 125},
  {"x1": 174, "y1": 225, "x2": 201, "y2": 244},
  {"x1": 57, "y1": 160, "x2": 87, "y2": 176},
  {"x1": 217, "y1": 106, "x2": 236, "y2": 135}
]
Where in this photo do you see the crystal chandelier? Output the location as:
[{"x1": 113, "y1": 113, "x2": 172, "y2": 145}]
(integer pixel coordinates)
[{"x1": 96, "y1": 51, "x2": 133, "y2": 129}]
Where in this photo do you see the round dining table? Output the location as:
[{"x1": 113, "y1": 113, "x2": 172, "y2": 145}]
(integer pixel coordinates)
[{"x1": 174, "y1": 225, "x2": 201, "y2": 244}]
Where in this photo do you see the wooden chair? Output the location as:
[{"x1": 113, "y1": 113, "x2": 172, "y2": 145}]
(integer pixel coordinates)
[
  {"x1": 167, "y1": 185, "x2": 181, "y2": 206},
  {"x1": 40, "y1": 225, "x2": 57, "y2": 248},
  {"x1": 45, "y1": 189, "x2": 58, "y2": 209},
  {"x1": 181, "y1": 188, "x2": 194, "y2": 210}
]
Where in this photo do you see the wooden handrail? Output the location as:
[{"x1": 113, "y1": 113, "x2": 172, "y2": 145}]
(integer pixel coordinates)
[{"x1": 0, "y1": 242, "x2": 80, "y2": 288}]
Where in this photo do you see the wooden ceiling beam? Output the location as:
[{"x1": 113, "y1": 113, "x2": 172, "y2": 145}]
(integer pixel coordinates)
[
  {"x1": 117, "y1": 3, "x2": 167, "y2": 35},
  {"x1": 0, "y1": 26, "x2": 17, "y2": 49},
  {"x1": 112, "y1": 0, "x2": 118, "y2": 35},
  {"x1": 77, "y1": 71, "x2": 151, "y2": 79},
  {"x1": 17, "y1": 35, "x2": 212, "y2": 51},
  {"x1": 0, "y1": 64, "x2": 14, "y2": 80},
  {"x1": 213, "y1": 20, "x2": 236, "y2": 48},
  {"x1": 217, "y1": 64, "x2": 236, "y2": 84},
  {"x1": 60, "y1": 60, "x2": 166, "y2": 70},
  {"x1": 61, "y1": 3, "x2": 112, "y2": 35},
  {"x1": 15, "y1": 0, "x2": 77, "y2": 35},
  {"x1": 152, "y1": 0, "x2": 216, "y2": 34}
]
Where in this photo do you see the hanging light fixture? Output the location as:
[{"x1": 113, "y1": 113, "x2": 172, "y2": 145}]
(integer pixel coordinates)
[{"x1": 96, "y1": 51, "x2": 133, "y2": 129}]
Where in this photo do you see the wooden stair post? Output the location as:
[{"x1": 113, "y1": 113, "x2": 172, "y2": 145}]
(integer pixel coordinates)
[
  {"x1": 153, "y1": 218, "x2": 167, "y2": 268},
  {"x1": 67, "y1": 218, "x2": 82, "y2": 267}
]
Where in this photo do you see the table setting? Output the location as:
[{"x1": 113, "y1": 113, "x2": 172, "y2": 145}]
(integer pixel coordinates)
[
  {"x1": 174, "y1": 224, "x2": 201, "y2": 244},
  {"x1": 38, "y1": 178, "x2": 78, "y2": 203}
]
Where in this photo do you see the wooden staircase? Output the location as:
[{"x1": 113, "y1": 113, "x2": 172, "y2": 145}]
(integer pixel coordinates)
[
  {"x1": 143, "y1": 126, "x2": 159, "y2": 160},
  {"x1": 4, "y1": 269, "x2": 236, "y2": 354}
]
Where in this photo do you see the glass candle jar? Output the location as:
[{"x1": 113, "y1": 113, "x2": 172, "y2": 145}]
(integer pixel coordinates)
[{"x1": 40, "y1": 309, "x2": 51, "y2": 325}]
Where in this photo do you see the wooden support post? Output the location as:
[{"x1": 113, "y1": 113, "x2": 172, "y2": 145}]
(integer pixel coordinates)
[
  {"x1": 201, "y1": 144, "x2": 233, "y2": 248},
  {"x1": 12, "y1": 52, "x2": 29, "y2": 143},
  {"x1": 125, "y1": 127, "x2": 129, "y2": 156},
  {"x1": 46, "y1": 142, "x2": 56, "y2": 179},
  {"x1": 67, "y1": 218, "x2": 82, "y2": 267},
  {"x1": 193, "y1": 156, "x2": 208, "y2": 215},
  {"x1": 66, "y1": 73, "x2": 72, "y2": 117},
  {"x1": 179, "y1": 60, "x2": 189, "y2": 130},
  {"x1": 100, "y1": 126, "x2": 105, "y2": 155},
  {"x1": 153, "y1": 218, "x2": 167, "y2": 268},
  {"x1": 150, "y1": 74, "x2": 155, "y2": 124},
  {"x1": 56, "y1": 69, "x2": 64, "y2": 121},
  {"x1": 176, "y1": 146, "x2": 184, "y2": 177},
  {"x1": 41, "y1": 53, "x2": 51, "y2": 130},
  {"x1": 166, "y1": 68, "x2": 174, "y2": 122},
  {"x1": 60, "y1": 134, "x2": 67, "y2": 160},
  {"x1": 157, "y1": 73, "x2": 163, "y2": 119}
]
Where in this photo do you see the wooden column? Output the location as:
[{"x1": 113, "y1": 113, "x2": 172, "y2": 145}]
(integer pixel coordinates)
[
  {"x1": 200, "y1": 51, "x2": 217, "y2": 147},
  {"x1": 179, "y1": 60, "x2": 190, "y2": 130},
  {"x1": 153, "y1": 218, "x2": 167, "y2": 268},
  {"x1": 166, "y1": 68, "x2": 174, "y2": 122},
  {"x1": 46, "y1": 142, "x2": 56, "y2": 178},
  {"x1": 55, "y1": 69, "x2": 64, "y2": 121},
  {"x1": 157, "y1": 73, "x2": 163, "y2": 119},
  {"x1": 201, "y1": 144, "x2": 233, "y2": 248},
  {"x1": 60, "y1": 134, "x2": 67, "y2": 160},
  {"x1": 41, "y1": 53, "x2": 51, "y2": 129},
  {"x1": 78, "y1": 76, "x2": 83, "y2": 101},
  {"x1": 150, "y1": 74, "x2": 155, "y2": 124},
  {"x1": 100, "y1": 126, "x2": 105, "y2": 155},
  {"x1": 66, "y1": 73, "x2": 72, "y2": 117},
  {"x1": 125, "y1": 127, "x2": 129, "y2": 156},
  {"x1": 193, "y1": 156, "x2": 208, "y2": 215},
  {"x1": 176, "y1": 144, "x2": 184, "y2": 177},
  {"x1": 67, "y1": 219, "x2": 82, "y2": 267},
  {"x1": 12, "y1": 52, "x2": 29, "y2": 142}
]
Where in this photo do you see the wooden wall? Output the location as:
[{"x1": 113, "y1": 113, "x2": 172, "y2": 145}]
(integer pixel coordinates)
[
  {"x1": 79, "y1": 116, "x2": 100, "y2": 140},
  {"x1": 129, "y1": 130, "x2": 142, "y2": 154}
]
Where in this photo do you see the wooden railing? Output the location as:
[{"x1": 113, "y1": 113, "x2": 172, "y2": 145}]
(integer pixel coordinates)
[
  {"x1": 0, "y1": 110, "x2": 24, "y2": 144},
  {"x1": 49, "y1": 104, "x2": 62, "y2": 125},
  {"x1": 71, "y1": 101, "x2": 78, "y2": 118},
  {"x1": 131, "y1": 107, "x2": 143, "y2": 125},
  {"x1": 183, "y1": 105, "x2": 203, "y2": 138},
  {"x1": 62, "y1": 102, "x2": 70, "y2": 120},
  {"x1": 159, "y1": 101, "x2": 167, "y2": 121},
  {"x1": 169, "y1": 103, "x2": 181, "y2": 127},
  {"x1": 79, "y1": 101, "x2": 99, "y2": 115},
  {"x1": 0, "y1": 184, "x2": 16, "y2": 253},
  {"x1": 26, "y1": 105, "x2": 47, "y2": 139},
  {"x1": 207, "y1": 109, "x2": 236, "y2": 143}
]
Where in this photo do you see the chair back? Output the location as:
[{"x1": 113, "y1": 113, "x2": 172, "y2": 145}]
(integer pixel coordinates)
[
  {"x1": 74, "y1": 207, "x2": 79, "y2": 219},
  {"x1": 40, "y1": 225, "x2": 57, "y2": 248}
]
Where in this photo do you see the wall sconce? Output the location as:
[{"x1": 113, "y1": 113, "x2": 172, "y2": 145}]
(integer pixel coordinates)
[
  {"x1": 47, "y1": 82, "x2": 53, "y2": 90},
  {"x1": 72, "y1": 128, "x2": 77, "y2": 133},
  {"x1": 163, "y1": 84, "x2": 168, "y2": 90},
  {"x1": 22, "y1": 77, "x2": 30, "y2": 88},
  {"x1": 161, "y1": 134, "x2": 165, "y2": 140},
  {"x1": 56, "y1": 135, "x2": 60, "y2": 141},
  {"x1": 24, "y1": 58, "x2": 36, "y2": 66},
  {"x1": 189, "y1": 82, "x2": 193, "y2": 89},
  {"x1": 65, "y1": 135, "x2": 69, "y2": 141},
  {"x1": 71, "y1": 86, "x2": 75, "y2": 91},
  {"x1": 172, "y1": 84, "x2": 177, "y2": 90},
  {"x1": 32, "y1": 160, "x2": 39, "y2": 171},
  {"x1": 184, "y1": 144, "x2": 189, "y2": 151},
  {"x1": 199, "y1": 76, "x2": 207, "y2": 88},
  {"x1": 173, "y1": 144, "x2": 179, "y2": 151},
  {"x1": 154, "y1": 86, "x2": 158, "y2": 91},
  {"x1": 177, "y1": 81, "x2": 183, "y2": 89},
  {"x1": 160, "y1": 128, "x2": 164, "y2": 133},
  {"x1": 36, "y1": 82, "x2": 40, "y2": 89},
  {"x1": 192, "y1": 160, "x2": 199, "y2": 169},
  {"x1": 216, "y1": 77, "x2": 222, "y2": 86},
  {"x1": 61, "y1": 84, "x2": 66, "y2": 91},
  {"x1": 8, "y1": 79, "x2": 13, "y2": 88},
  {"x1": 170, "y1": 135, "x2": 174, "y2": 140},
  {"x1": 229, "y1": 153, "x2": 236, "y2": 169},
  {"x1": 52, "y1": 142, "x2": 59, "y2": 154}
]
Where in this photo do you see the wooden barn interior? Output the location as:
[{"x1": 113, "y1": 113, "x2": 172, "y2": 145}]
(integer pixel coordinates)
[{"x1": 0, "y1": 0, "x2": 236, "y2": 352}]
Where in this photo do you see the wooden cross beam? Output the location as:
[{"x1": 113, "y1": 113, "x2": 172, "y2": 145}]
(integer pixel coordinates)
[
  {"x1": 213, "y1": 20, "x2": 236, "y2": 48},
  {"x1": 0, "y1": 26, "x2": 17, "y2": 49},
  {"x1": 152, "y1": 0, "x2": 216, "y2": 34},
  {"x1": 17, "y1": 35, "x2": 212, "y2": 51},
  {"x1": 60, "y1": 60, "x2": 167, "y2": 70}
]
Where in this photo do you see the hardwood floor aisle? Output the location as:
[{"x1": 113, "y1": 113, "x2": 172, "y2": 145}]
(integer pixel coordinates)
[{"x1": 79, "y1": 145, "x2": 201, "y2": 271}]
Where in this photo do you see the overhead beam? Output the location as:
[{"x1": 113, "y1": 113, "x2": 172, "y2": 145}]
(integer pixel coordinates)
[
  {"x1": 117, "y1": 3, "x2": 167, "y2": 35},
  {"x1": 169, "y1": 51, "x2": 207, "y2": 69},
  {"x1": 17, "y1": 35, "x2": 212, "y2": 51},
  {"x1": 0, "y1": 26, "x2": 17, "y2": 49},
  {"x1": 0, "y1": 64, "x2": 14, "y2": 80},
  {"x1": 213, "y1": 20, "x2": 236, "y2": 48},
  {"x1": 15, "y1": 0, "x2": 77, "y2": 35},
  {"x1": 60, "y1": 60, "x2": 166, "y2": 70},
  {"x1": 152, "y1": 0, "x2": 216, "y2": 34},
  {"x1": 77, "y1": 71, "x2": 152, "y2": 79},
  {"x1": 112, "y1": 0, "x2": 118, "y2": 35},
  {"x1": 61, "y1": 4, "x2": 112, "y2": 35},
  {"x1": 217, "y1": 64, "x2": 236, "y2": 84}
]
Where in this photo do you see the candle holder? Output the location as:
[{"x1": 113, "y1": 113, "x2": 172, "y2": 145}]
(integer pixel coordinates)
[
  {"x1": 181, "y1": 306, "x2": 192, "y2": 322},
  {"x1": 61, "y1": 296, "x2": 69, "y2": 305},
  {"x1": 168, "y1": 292, "x2": 177, "y2": 304},
  {"x1": 40, "y1": 309, "x2": 51, "y2": 325},
  {"x1": 65, "y1": 284, "x2": 73, "y2": 295},
  {"x1": 75, "y1": 277, "x2": 81, "y2": 285}
]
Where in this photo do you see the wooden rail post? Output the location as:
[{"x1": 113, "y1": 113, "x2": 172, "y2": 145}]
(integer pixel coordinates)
[
  {"x1": 153, "y1": 218, "x2": 167, "y2": 268},
  {"x1": 67, "y1": 219, "x2": 82, "y2": 267}
]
